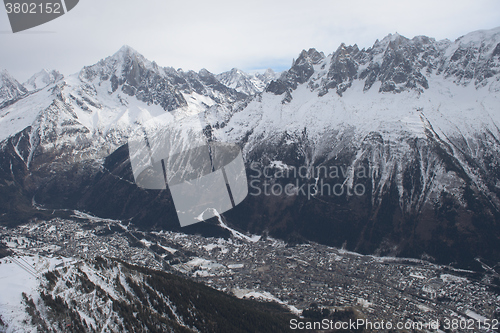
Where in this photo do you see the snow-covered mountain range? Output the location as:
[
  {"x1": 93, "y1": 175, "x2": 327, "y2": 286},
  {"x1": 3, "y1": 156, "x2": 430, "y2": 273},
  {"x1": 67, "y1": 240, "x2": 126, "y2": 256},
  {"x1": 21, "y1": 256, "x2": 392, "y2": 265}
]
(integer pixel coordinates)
[{"x1": 1, "y1": 27, "x2": 500, "y2": 266}]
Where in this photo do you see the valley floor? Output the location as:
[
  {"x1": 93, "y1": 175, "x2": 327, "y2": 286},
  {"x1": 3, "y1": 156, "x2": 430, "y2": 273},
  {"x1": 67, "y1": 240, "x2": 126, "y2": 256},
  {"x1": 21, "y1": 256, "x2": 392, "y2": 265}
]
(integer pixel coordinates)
[{"x1": 1, "y1": 214, "x2": 499, "y2": 332}]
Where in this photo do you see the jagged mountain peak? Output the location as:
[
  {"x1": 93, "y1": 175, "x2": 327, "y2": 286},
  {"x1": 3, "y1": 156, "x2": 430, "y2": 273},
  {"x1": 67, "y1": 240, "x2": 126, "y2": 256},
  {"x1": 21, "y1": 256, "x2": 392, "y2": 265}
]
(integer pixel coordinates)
[
  {"x1": 369, "y1": 32, "x2": 411, "y2": 55},
  {"x1": 216, "y1": 68, "x2": 249, "y2": 82},
  {"x1": 332, "y1": 43, "x2": 360, "y2": 59},
  {"x1": 263, "y1": 68, "x2": 276, "y2": 76},
  {"x1": 0, "y1": 69, "x2": 16, "y2": 82},
  {"x1": 0, "y1": 69, "x2": 20, "y2": 91},
  {"x1": 0, "y1": 69, "x2": 28, "y2": 105},
  {"x1": 23, "y1": 69, "x2": 63, "y2": 92},
  {"x1": 75, "y1": 45, "x2": 191, "y2": 111},
  {"x1": 110, "y1": 45, "x2": 155, "y2": 69},
  {"x1": 294, "y1": 48, "x2": 325, "y2": 66},
  {"x1": 79, "y1": 45, "x2": 157, "y2": 84},
  {"x1": 266, "y1": 48, "x2": 323, "y2": 96},
  {"x1": 115, "y1": 44, "x2": 140, "y2": 56},
  {"x1": 256, "y1": 68, "x2": 280, "y2": 86},
  {"x1": 410, "y1": 35, "x2": 443, "y2": 49},
  {"x1": 216, "y1": 67, "x2": 272, "y2": 95},
  {"x1": 198, "y1": 67, "x2": 213, "y2": 77},
  {"x1": 385, "y1": 31, "x2": 406, "y2": 41},
  {"x1": 228, "y1": 67, "x2": 245, "y2": 74}
]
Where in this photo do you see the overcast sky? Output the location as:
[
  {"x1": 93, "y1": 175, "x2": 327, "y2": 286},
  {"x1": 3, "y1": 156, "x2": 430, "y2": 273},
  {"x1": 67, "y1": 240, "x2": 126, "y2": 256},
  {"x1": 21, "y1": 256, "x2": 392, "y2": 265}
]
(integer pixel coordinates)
[{"x1": 1, "y1": 0, "x2": 500, "y2": 81}]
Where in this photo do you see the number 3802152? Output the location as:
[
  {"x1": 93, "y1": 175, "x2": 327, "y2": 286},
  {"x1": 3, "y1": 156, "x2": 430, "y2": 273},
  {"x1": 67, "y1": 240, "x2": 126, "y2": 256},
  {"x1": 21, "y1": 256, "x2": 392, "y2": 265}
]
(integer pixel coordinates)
[{"x1": 5, "y1": 2, "x2": 61, "y2": 14}]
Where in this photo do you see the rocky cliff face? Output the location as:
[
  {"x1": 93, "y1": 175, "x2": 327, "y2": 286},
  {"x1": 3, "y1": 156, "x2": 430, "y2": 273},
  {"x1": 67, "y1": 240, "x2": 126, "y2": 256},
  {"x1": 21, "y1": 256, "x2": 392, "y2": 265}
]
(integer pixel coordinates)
[{"x1": 1, "y1": 27, "x2": 500, "y2": 266}]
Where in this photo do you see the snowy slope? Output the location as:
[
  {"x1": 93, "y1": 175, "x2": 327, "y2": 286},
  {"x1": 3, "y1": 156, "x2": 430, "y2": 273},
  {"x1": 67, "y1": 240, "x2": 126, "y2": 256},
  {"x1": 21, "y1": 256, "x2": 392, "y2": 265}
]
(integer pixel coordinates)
[
  {"x1": 0, "y1": 256, "x2": 296, "y2": 333},
  {"x1": 0, "y1": 255, "x2": 76, "y2": 333}
]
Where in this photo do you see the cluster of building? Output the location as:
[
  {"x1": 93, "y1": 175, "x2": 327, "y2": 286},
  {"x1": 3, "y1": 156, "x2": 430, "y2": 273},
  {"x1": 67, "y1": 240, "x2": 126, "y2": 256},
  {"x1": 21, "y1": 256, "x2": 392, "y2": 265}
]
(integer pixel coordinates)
[{"x1": 1, "y1": 217, "x2": 499, "y2": 332}]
